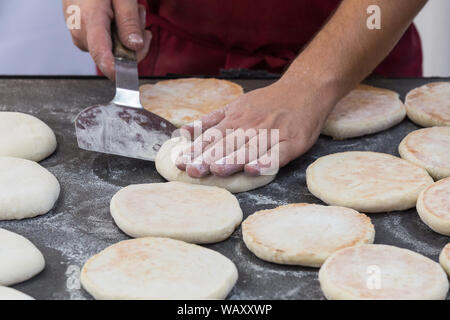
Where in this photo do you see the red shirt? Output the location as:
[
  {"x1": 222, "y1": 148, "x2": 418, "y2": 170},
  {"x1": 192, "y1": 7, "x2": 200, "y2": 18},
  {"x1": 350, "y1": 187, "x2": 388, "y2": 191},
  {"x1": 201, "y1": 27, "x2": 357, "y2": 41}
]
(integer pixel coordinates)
[{"x1": 137, "y1": 0, "x2": 422, "y2": 77}]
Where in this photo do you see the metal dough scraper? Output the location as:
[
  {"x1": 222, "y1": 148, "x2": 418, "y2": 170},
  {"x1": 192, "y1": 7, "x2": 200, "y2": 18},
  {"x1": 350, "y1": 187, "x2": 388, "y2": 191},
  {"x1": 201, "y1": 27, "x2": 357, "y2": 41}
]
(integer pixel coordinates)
[{"x1": 75, "y1": 26, "x2": 176, "y2": 161}]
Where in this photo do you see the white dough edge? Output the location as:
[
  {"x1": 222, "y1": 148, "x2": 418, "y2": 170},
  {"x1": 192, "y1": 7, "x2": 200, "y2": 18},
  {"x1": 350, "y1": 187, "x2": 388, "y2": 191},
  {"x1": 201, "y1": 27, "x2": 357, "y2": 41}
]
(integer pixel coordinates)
[
  {"x1": 0, "y1": 112, "x2": 57, "y2": 162},
  {"x1": 110, "y1": 183, "x2": 243, "y2": 243},
  {"x1": 0, "y1": 286, "x2": 34, "y2": 300},
  {"x1": 155, "y1": 137, "x2": 276, "y2": 193},
  {"x1": 318, "y1": 245, "x2": 449, "y2": 300},
  {"x1": 399, "y1": 133, "x2": 450, "y2": 180},
  {"x1": 439, "y1": 244, "x2": 450, "y2": 277},
  {"x1": 305, "y1": 152, "x2": 433, "y2": 213},
  {"x1": 416, "y1": 180, "x2": 450, "y2": 236},
  {"x1": 0, "y1": 157, "x2": 60, "y2": 220},
  {"x1": 0, "y1": 228, "x2": 45, "y2": 286},
  {"x1": 405, "y1": 102, "x2": 448, "y2": 127}
]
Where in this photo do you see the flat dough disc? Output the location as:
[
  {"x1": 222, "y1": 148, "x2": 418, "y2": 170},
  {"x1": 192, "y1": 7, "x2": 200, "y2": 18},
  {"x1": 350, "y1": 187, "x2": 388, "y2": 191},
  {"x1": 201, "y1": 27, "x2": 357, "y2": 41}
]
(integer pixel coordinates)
[
  {"x1": 155, "y1": 138, "x2": 276, "y2": 193},
  {"x1": 399, "y1": 127, "x2": 450, "y2": 180},
  {"x1": 0, "y1": 157, "x2": 60, "y2": 220},
  {"x1": 440, "y1": 243, "x2": 450, "y2": 276},
  {"x1": 111, "y1": 182, "x2": 243, "y2": 243},
  {"x1": 0, "y1": 112, "x2": 57, "y2": 161},
  {"x1": 0, "y1": 228, "x2": 45, "y2": 286},
  {"x1": 140, "y1": 78, "x2": 244, "y2": 127},
  {"x1": 405, "y1": 82, "x2": 450, "y2": 127},
  {"x1": 417, "y1": 177, "x2": 450, "y2": 236},
  {"x1": 0, "y1": 286, "x2": 34, "y2": 300},
  {"x1": 322, "y1": 85, "x2": 406, "y2": 140},
  {"x1": 81, "y1": 237, "x2": 238, "y2": 300},
  {"x1": 306, "y1": 152, "x2": 433, "y2": 213},
  {"x1": 242, "y1": 203, "x2": 375, "y2": 267},
  {"x1": 319, "y1": 244, "x2": 449, "y2": 300}
]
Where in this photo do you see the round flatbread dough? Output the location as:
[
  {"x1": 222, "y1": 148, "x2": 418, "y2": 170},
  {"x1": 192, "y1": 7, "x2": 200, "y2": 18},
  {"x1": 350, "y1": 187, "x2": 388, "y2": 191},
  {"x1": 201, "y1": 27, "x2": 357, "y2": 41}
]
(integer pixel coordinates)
[
  {"x1": 0, "y1": 157, "x2": 60, "y2": 220},
  {"x1": 322, "y1": 85, "x2": 406, "y2": 140},
  {"x1": 0, "y1": 286, "x2": 34, "y2": 300},
  {"x1": 81, "y1": 237, "x2": 238, "y2": 300},
  {"x1": 242, "y1": 203, "x2": 375, "y2": 267},
  {"x1": 156, "y1": 137, "x2": 276, "y2": 193},
  {"x1": 111, "y1": 182, "x2": 243, "y2": 243},
  {"x1": 439, "y1": 243, "x2": 450, "y2": 276},
  {"x1": 417, "y1": 177, "x2": 450, "y2": 236},
  {"x1": 0, "y1": 228, "x2": 45, "y2": 286},
  {"x1": 0, "y1": 112, "x2": 57, "y2": 161},
  {"x1": 405, "y1": 82, "x2": 450, "y2": 127},
  {"x1": 306, "y1": 152, "x2": 433, "y2": 213},
  {"x1": 399, "y1": 127, "x2": 450, "y2": 180},
  {"x1": 319, "y1": 244, "x2": 449, "y2": 300},
  {"x1": 140, "y1": 78, "x2": 244, "y2": 127}
]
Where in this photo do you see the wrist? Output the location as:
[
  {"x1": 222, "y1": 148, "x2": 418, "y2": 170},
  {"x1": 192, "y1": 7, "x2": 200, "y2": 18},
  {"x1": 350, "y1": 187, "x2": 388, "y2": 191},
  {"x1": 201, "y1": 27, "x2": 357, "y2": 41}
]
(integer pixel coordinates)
[{"x1": 275, "y1": 68, "x2": 342, "y2": 119}]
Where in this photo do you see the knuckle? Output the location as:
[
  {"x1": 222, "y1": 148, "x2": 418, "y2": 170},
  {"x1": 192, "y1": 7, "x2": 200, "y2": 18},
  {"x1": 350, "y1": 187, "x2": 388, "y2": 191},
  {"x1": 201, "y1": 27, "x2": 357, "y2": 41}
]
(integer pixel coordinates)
[{"x1": 118, "y1": 15, "x2": 140, "y2": 32}]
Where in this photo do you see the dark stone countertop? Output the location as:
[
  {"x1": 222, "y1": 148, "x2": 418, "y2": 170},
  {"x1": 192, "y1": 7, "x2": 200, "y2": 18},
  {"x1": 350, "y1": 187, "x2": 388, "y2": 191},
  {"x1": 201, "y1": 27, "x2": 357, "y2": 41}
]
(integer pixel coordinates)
[{"x1": 0, "y1": 76, "x2": 448, "y2": 300}]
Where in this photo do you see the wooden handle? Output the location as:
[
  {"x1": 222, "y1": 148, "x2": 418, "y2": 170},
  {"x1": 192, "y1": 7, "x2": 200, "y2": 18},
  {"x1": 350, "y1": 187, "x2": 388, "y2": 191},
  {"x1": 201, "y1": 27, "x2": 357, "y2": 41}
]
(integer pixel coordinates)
[{"x1": 112, "y1": 23, "x2": 137, "y2": 61}]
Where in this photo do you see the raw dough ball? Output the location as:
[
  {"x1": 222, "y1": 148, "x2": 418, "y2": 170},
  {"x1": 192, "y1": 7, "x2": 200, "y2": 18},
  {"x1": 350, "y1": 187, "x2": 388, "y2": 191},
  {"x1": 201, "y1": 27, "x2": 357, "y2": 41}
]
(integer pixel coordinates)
[
  {"x1": 0, "y1": 112, "x2": 57, "y2": 161},
  {"x1": 322, "y1": 85, "x2": 406, "y2": 140},
  {"x1": 0, "y1": 228, "x2": 45, "y2": 286},
  {"x1": 156, "y1": 137, "x2": 276, "y2": 193},
  {"x1": 306, "y1": 152, "x2": 433, "y2": 213},
  {"x1": 242, "y1": 203, "x2": 375, "y2": 267},
  {"x1": 0, "y1": 286, "x2": 34, "y2": 300},
  {"x1": 81, "y1": 237, "x2": 238, "y2": 300},
  {"x1": 405, "y1": 82, "x2": 450, "y2": 127},
  {"x1": 440, "y1": 243, "x2": 450, "y2": 276},
  {"x1": 111, "y1": 182, "x2": 243, "y2": 243},
  {"x1": 319, "y1": 244, "x2": 449, "y2": 300},
  {"x1": 399, "y1": 127, "x2": 450, "y2": 180},
  {"x1": 140, "y1": 78, "x2": 243, "y2": 127},
  {"x1": 0, "y1": 157, "x2": 60, "y2": 220},
  {"x1": 417, "y1": 177, "x2": 450, "y2": 236}
]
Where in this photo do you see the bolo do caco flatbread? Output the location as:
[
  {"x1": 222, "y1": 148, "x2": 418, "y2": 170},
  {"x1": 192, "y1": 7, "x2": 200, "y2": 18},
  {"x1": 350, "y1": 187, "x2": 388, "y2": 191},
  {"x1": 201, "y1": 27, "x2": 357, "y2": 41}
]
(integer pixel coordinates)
[
  {"x1": 140, "y1": 78, "x2": 244, "y2": 127},
  {"x1": 322, "y1": 84, "x2": 406, "y2": 140},
  {"x1": 110, "y1": 182, "x2": 243, "y2": 244},
  {"x1": 81, "y1": 237, "x2": 238, "y2": 300},
  {"x1": 405, "y1": 82, "x2": 450, "y2": 127},
  {"x1": 306, "y1": 151, "x2": 433, "y2": 213}
]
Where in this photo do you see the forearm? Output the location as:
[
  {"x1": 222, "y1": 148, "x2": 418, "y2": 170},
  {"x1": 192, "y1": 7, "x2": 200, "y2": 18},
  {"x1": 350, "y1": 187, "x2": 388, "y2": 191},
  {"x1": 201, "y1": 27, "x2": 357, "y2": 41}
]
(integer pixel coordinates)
[{"x1": 281, "y1": 0, "x2": 427, "y2": 114}]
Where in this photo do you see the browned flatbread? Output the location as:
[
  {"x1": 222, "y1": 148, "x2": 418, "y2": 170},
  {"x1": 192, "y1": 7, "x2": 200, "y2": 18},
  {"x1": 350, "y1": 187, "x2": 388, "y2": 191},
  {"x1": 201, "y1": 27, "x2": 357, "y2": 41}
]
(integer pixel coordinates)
[
  {"x1": 306, "y1": 151, "x2": 433, "y2": 213},
  {"x1": 399, "y1": 127, "x2": 450, "y2": 180},
  {"x1": 322, "y1": 84, "x2": 406, "y2": 140},
  {"x1": 319, "y1": 244, "x2": 449, "y2": 300},
  {"x1": 405, "y1": 82, "x2": 450, "y2": 127},
  {"x1": 242, "y1": 203, "x2": 374, "y2": 267},
  {"x1": 140, "y1": 78, "x2": 244, "y2": 127},
  {"x1": 417, "y1": 177, "x2": 450, "y2": 236}
]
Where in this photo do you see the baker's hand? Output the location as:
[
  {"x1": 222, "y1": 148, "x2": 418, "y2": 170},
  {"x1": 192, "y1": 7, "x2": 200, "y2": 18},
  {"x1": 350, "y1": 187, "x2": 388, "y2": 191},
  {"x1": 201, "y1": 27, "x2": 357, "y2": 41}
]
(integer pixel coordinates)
[
  {"x1": 176, "y1": 79, "x2": 333, "y2": 177},
  {"x1": 63, "y1": 0, "x2": 151, "y2": 79}
]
